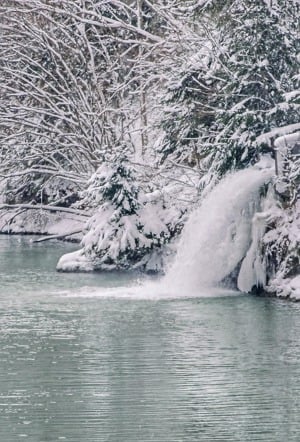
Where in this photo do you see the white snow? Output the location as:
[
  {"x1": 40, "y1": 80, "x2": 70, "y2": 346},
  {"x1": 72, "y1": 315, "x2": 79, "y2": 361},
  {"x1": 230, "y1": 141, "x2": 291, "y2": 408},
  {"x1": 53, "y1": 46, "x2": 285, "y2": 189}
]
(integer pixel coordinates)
[
  {"x1": 274, "y1": 131, "x2": 300, "y2": 149},
  {"x1": 290, "y1": 276, "x2": 300, "y2": 300},
  {"x1": 256, "y1": 123, "x2": 300, "y2": 145},
  {"x1": 268, "y1": 275, "x2": 300, "y2": 301},
  {"x1": 56, "y1": 249, "x2": 94, "y2": 272}
]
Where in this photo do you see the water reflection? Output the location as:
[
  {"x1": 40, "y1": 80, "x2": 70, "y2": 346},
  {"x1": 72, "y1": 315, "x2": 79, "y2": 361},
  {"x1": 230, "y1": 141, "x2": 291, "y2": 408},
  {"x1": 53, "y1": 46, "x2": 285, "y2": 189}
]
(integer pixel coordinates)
[{"x1": 0, "y1": 237, "x2": 300, "y2": 441}]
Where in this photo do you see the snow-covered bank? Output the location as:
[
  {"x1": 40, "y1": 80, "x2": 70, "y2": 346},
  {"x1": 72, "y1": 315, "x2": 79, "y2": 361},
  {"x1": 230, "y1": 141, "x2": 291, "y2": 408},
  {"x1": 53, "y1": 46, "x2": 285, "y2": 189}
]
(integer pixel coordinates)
[{"x1": 0, "y1": 209, "x2": 85, "y2": 242}]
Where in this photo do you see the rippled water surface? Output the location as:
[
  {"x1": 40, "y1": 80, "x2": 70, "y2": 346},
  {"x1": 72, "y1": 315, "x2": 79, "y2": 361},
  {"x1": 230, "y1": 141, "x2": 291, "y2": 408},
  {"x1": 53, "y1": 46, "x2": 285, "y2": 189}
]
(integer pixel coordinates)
[{"x1": 1, "y1": 235, "x2": 300, "y2": 441}]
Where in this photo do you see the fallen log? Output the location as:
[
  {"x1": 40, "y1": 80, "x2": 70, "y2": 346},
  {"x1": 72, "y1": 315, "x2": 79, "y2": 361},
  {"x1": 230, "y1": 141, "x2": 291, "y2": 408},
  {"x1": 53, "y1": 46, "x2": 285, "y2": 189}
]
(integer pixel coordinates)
[{"x1": 31, "y1": 229, "x2": 83, "y2": 243}]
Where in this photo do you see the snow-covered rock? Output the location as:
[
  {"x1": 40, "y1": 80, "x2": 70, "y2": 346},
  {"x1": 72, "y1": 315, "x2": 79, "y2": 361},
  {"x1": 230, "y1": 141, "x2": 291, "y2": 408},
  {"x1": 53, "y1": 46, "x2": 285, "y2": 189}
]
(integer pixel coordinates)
[{"x1": 56, "y1": 249, "x2": 94, "y2": 272}]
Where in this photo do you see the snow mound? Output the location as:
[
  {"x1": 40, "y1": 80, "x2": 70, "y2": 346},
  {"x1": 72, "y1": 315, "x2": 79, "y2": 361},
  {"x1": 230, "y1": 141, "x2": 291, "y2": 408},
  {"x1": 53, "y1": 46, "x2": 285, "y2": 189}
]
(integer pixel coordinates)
[{"x1": 56, "y1": 249, "x2": 94, "y2": 272}]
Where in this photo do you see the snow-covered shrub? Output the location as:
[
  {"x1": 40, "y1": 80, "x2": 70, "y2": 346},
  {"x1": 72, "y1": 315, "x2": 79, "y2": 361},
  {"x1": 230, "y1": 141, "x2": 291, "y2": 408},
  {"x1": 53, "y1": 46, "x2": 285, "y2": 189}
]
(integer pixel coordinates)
[{"x1": 80, "y1": 158, "x2": 179, "y2": 271}]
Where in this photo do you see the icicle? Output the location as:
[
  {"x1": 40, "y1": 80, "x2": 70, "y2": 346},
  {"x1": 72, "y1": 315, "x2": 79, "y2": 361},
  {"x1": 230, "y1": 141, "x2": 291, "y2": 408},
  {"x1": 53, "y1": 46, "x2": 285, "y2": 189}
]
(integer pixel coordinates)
[{"x1": 238, "y1": 186, "x2": 277, "y2": 293}]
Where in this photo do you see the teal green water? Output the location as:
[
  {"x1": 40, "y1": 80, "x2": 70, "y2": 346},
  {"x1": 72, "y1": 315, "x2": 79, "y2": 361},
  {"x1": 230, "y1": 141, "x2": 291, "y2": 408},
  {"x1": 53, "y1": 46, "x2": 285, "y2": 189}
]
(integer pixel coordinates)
[{"x1": 0, "y1": 235, "x2": 300, "y2": 442}]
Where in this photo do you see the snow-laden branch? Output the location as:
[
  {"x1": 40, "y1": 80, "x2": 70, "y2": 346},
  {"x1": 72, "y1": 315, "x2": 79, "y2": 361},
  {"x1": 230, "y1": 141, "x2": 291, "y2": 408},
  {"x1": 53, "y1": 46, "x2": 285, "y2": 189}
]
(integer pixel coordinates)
[
  {"x1": 0, "y1": 168, "x2": 88, "y2": 184},
  {"x1": 256, "y1": 123, "x2": 300, "y2": 146}
]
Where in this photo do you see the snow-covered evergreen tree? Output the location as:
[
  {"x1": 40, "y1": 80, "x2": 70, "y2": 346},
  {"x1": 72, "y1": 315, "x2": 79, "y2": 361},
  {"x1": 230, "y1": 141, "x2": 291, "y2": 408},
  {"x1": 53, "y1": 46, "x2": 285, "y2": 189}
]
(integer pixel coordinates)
[
  {"x1": 156, "y1": 3, "x2": 217, "y2": 167},
  {"x1": 159, "y1": 44, "x2": 217, "y2": 166},
  {"x1": 81, "y1": 157, "x2": 174, "y2": 271},
  {"x1": 159, "y1": 0, "x2": 300, "y2": 183},
  {"x1": 208, "y1": 0, "x2": 300, "y2": 174}
]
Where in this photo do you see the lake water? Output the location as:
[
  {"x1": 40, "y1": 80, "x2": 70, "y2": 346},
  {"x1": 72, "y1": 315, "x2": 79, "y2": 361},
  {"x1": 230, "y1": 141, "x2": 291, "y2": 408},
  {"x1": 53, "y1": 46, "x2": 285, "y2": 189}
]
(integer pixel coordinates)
[{"x1": 0, "y1": 235, "x2": 300, "y2": 441}]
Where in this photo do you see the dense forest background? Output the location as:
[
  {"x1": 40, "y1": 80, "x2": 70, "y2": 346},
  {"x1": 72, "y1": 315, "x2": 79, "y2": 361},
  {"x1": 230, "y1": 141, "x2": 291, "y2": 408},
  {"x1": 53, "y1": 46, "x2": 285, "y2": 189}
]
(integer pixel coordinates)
[{"x1": 0, "y1": 0, "x2": 299, "y2": 296}]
